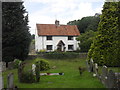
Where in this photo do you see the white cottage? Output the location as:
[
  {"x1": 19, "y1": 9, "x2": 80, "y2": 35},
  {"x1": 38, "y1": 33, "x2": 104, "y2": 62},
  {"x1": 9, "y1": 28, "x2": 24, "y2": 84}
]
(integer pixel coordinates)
[{"x1": 35, "y1": 20, "x2": 80, "y2": 52}]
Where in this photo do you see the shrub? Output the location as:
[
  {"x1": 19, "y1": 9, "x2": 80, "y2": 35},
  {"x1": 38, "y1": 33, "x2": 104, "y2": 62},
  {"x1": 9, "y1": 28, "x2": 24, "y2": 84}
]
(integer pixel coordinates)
[
  {"x1": 13, "y1": 59, "x2": 22, "y2": 69},
  {"x1": 35, "y1": 58, "x2": 50, "y2": 71},
  {"x1": 43, "y1": 52, "x2": 79, "y2": 59},
  {"x1": 39, "y1": 49, "x2": 46, "y2": 53},
  {"x1": 20, "y1": 70, "x2": 35, "y2": 83},
  {"x1": 35, "y1": 62, "x2": 40, "y2": 82}
]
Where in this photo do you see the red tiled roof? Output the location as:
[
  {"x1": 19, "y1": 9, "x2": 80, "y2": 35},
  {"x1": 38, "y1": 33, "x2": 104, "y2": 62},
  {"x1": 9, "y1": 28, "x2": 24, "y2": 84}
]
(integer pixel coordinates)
[{"x1": 36, "y1": 24, "x2": 80, "y2": 36}]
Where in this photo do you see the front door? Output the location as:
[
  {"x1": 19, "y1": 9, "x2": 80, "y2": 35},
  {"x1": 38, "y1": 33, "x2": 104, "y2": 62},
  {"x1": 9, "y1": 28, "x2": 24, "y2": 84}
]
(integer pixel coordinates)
[
  {"x1": 57, "y1": 40, "x2": 65, "y2": 52},
  {"x1": 57, "y1": 45, "x2": 62, "y2": 52}
]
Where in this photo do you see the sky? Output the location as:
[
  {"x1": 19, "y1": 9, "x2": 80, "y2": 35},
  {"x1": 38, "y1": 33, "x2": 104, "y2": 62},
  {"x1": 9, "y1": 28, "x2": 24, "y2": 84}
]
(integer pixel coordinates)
[{"x1": 23, "y1": 0, "x2": 105, "y2": 34}]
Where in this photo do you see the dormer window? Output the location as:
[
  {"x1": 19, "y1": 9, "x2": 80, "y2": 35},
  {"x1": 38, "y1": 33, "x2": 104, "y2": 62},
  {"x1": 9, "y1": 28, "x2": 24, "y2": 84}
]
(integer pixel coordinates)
[
  {"x1": 47, "y1": 36, "x2": 52, "y2": 40},
  {"x1": 68, "y1": 36, "x2": 73, "y2": 40}
]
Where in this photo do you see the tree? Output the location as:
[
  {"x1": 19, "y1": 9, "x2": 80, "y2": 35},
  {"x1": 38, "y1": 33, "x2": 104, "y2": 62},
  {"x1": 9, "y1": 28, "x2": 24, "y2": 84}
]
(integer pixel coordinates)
[
  {"x1": 88, "y1": 2, "x2": 120, "y2": 66},
  {"x1": 67, "y1": 15, "x2": 100, "y2": 33},
  {"x1": 31, "y1": 34, "x2": 35, "y2": 40},
  {"x1": 76, "y1": 30, "x2": 97, "y2": 52},
  {"x1": 2, "y1": 2, "x2": 31, "y2": 63}
]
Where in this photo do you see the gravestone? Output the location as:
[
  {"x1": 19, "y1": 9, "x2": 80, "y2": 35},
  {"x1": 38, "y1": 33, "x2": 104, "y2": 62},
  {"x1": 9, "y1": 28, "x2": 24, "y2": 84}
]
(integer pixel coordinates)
[
  {"x1": 107, "y1": 70, "x2": 116, "y2": 88},
  {"x1": 8, "y1": 62, "x2": 14, "y2": 70},
  {"x1": 2, "y1": 62, "x2": 6, "y2": 71},
  {"x1": 115, "y1": 72, "x2": 120, "y2": 89},
  {"x1": 7, "y1": 73, "x2": 14, "y2": 89},
  {"x1": 94, "y1": 63, "x2": 99, "y2": 77},
  {"x1": 0, "y1": 62, "x2": 2, "y2": 72},
  {"x1": 32, "y1": 64, "x2": 36, "y2": 75},
  {"x1": 101, "y1": 65, "x2": 108, "y2": 87},
  {"x1": 89, "y1": 58, "x2": 94, "y2": 72},
  {"x1": 18, "y1": 62, "x2": 25, "y2": 82},
  {"x1": 0, "y1": 62, "x2": 6, "y2": 72},
  {"x1": 86, "y1": 60, "x2": 90, "y2": 72}
]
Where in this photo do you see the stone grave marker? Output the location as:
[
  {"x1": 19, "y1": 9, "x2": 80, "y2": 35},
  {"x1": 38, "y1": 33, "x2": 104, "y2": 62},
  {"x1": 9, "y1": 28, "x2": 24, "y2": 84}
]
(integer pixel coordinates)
[
  {"x1": 94, "y1": 63, "x2": 99, "y2": 77},
  {"x1": 86, "y1": 60, "x2": 90, "y2": 72},
  {"x1": 107, "y1": 70, "x2": 116, "y2": 88},
  {"x1": 89, "y1": 58, "x2": 94, "y2": 72},
  {"x1": 2, "y1": 62, "x2": 6, "y2": 71},
  {"x1": 18, "y1": 62, "x2": 25, "y2": 82},
  {"x1": 32, "y1": 64, "x2": 36, "y2": 75},
  {"x1": 115, "y1": 72, "x2": 120, "y2": 89},
  {"x1": 8, "y1": 62, "x2": 14, "y2": 70},
  {"x1": 0, "y1": 62, "x2": 6, "y2": 72},
  {"x1": 101, "y1": 65, "x2": 108, "y2": 86},
  {"x1": 7, "y1": 73, "x2": 14, "y2": 89},
  {"x1": 0, "y1": 62, "x2": 2, "y2": 72}
]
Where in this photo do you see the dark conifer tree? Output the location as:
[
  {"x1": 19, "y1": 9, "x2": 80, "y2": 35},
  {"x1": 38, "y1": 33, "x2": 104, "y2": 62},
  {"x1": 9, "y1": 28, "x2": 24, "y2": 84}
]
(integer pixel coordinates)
[
  {"x1": 88, "y1": 2, "x2": 120, "y2": 66},
  {"x1": 2, "y1": 2, "x2": 31, "y2": 63}
]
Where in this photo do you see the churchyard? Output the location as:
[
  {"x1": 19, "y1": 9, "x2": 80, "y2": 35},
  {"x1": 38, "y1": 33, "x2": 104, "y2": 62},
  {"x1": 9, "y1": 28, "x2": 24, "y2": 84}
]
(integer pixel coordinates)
[{"x1": 1, "y1": 55, "x2": 120, "y2": 88}]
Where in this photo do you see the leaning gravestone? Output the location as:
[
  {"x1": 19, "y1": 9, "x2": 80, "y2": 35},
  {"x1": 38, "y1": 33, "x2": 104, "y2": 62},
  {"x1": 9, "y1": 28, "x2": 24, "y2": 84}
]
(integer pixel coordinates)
[
  {"x1": 7, "y1": 73, "x2": 14, "y2": 89},
  {"x1": 101, "y1": 65, "x2": 108, "y2": 87},
  {"x1": 107, "y1": 70, "x2": 116, "y2": 88}
]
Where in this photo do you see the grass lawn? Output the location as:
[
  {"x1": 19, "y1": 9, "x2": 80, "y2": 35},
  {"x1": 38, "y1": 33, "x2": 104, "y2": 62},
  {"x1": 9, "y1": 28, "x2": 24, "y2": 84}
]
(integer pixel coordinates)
[{"x1": 3, "y1": 57, "x2": 105, "y2": 88}]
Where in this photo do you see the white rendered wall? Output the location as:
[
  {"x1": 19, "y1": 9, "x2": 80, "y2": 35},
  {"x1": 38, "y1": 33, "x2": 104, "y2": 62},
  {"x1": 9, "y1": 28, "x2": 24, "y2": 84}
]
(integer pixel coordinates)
[{"x1": 35, "y1": 35, "x2": 80, "y2": 52}]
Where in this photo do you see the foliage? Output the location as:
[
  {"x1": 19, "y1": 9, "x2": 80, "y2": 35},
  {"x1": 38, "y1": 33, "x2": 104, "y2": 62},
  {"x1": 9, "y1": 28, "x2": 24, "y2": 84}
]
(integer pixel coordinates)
[
  {"x1": 13, "y1": 59, "x2": 22, "y2": 69},
  {"x1": 88, "y1": 2, "x2": 120, "y2": 66},
  {"x1": 20, "y1": 70, "x2": 36, "y2": 83},
  {"x1": 67, "y1": 14, "x2": 100, "y2": 33},
  {"x1": 38, "y1": 49, "x2": 46, "y2": 53},
  {"x1": 31, "y1": 34, "x2": 35, "y2": 39},
  {"x1": 2, "y1": 2, "x2": 31, "y2": 63},
  {"x1": 76, "y1": 30, "x2": 98, "y2": 52},
  {"x1": 35, "y1": 62, "x2": 40, "y2": 82},
  {"x1": 43, "y1": 52, "x2": 79, "y2": 59},
  {"x1": 35, "y1": 58, "x2": 50, "y2": 71}
]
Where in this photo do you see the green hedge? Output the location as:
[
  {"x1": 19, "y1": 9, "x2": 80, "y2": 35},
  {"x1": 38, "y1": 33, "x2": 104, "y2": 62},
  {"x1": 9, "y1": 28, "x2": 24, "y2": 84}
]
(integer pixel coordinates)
[{"x1": 43, "y1": 52, "x2": 79, "y2": 59}]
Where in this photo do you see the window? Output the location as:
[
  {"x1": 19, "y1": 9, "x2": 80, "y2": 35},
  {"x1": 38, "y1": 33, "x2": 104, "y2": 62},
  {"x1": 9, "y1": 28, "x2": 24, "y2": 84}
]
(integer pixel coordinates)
[
  {"x1": 68, "y1": 45, "x2": 74, "y2": 50},
  {"x1": 68, "y1": 36, "x2": 73, "y2": 40},
  {"x1": 47, "y1": 45, "x2": 52, "y2": 50},
  {"x1": 47, "y1": 36, "x2": 52, "y2": 40}
]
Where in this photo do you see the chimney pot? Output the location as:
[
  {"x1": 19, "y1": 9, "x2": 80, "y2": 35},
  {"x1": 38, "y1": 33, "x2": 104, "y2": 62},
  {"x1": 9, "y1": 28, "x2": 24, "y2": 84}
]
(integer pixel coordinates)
[{"x1": 55, "y1": 20, "x2": 60, "y2": 26}]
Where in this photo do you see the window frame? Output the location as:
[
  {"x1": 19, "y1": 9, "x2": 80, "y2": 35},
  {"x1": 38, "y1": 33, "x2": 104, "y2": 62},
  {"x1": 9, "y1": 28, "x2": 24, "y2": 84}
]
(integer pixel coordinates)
[
  {"x1": 46, "y1": 36, "x2": 52, "y2": 40},
  {"x1": 68, "y1": 45, "x2": 74, "y2": 50},
  {"x1": 68, "y1": 36, "x2": 73, "y2": 40},
  {"x1": 46, "y1": 45, "x2": 53, "y2": 50}
]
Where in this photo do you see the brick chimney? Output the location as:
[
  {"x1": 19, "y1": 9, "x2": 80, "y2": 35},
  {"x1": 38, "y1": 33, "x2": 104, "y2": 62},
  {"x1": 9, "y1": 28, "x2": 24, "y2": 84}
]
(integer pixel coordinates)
[{"x1": 55, "y1": 20, "x2": 60, "y2": 26}]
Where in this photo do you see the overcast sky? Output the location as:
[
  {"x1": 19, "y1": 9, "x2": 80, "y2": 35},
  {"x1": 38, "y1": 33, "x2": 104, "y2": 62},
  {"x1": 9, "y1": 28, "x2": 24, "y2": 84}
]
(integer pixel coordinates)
[{"x1": 23, "y1": 0, "x2": 105, "y2": 34}]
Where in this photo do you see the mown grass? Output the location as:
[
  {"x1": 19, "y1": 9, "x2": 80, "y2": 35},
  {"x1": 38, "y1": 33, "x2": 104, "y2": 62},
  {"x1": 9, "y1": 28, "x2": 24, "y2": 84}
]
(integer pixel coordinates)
[{"x1": 3, "y1": 57, "x2": 105, "y2": 88}]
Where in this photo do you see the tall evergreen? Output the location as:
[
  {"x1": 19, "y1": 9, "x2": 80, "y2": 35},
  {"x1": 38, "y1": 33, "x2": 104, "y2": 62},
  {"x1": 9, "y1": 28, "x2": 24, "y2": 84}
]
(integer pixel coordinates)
[
  {"x1": 88, "y1": 2, "x2": 120, "y2": 66},
  {"x1": 2, "y1": 2, "x2": 31, "y2": 63}
]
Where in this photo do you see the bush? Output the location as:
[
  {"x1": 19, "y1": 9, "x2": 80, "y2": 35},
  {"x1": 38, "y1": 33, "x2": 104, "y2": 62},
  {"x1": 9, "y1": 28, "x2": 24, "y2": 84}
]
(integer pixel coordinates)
[
  {"x1": 43, "y1": 52, "x2": 79, "y2": 59},
  {"x1": 37, "y1": 49, "x2": 46, "y2": 54},
  {"x1": 35, "y1": 62, "x2": 40, "y2": 82},
  {"x1": 13, "y1": 59, "x2": 22, "y2": 69},
  {"x1": 20, "y1": 70, "x2": 35, "y2": 83},
  {"x1": 35, "y1": 58, "x2": 50, "y2": 71}
]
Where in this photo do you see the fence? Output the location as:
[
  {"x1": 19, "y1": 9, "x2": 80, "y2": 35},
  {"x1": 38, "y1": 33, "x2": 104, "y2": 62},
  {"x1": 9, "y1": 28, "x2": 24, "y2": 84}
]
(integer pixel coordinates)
[{"x1": 86, "y1": 58, "x2": 120, "y2": 89}]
